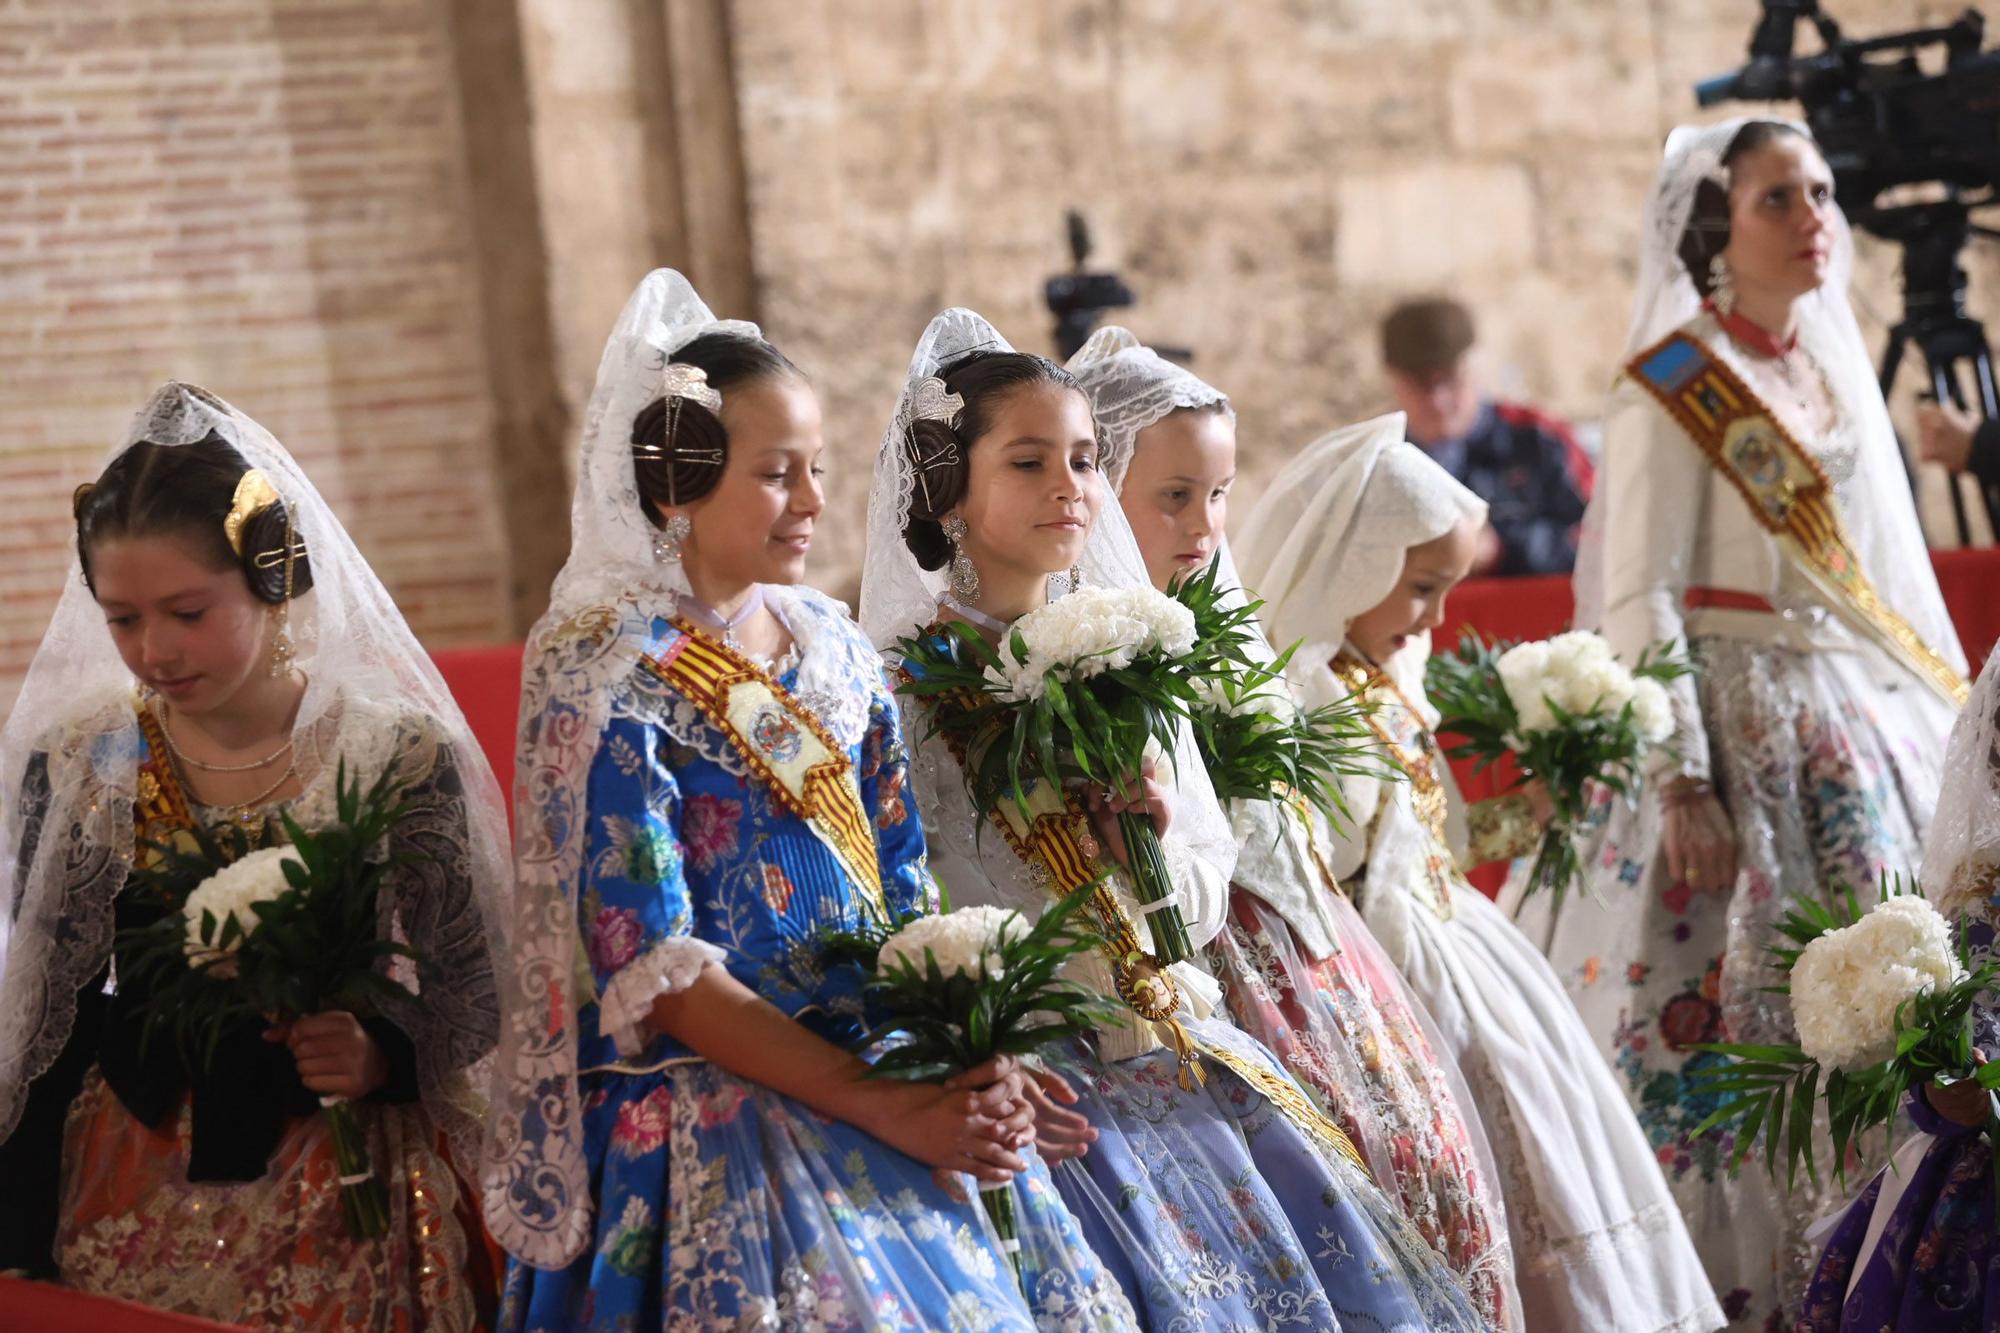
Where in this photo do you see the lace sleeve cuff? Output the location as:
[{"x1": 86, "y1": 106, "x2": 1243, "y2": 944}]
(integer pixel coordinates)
[
  {"x1": 1464, "y1": 792, "x2": 1540, "y2": 868},
  {"x1": 597, "y1": 937, "x2": 727, "y2": 1058}
]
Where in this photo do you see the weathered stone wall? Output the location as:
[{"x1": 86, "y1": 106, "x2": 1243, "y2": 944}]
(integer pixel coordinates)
[
  {"x1": 6, "y1": 0, "x2": 1993, "y2": 714},
  {"x1": 729, "y1": 0, "x2": 2000, "y2": 591}
]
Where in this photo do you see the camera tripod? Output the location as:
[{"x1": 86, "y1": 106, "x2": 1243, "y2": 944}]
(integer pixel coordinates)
[{"x1": 1868, "y1": 200, "x2": 1999, "y2": 544}]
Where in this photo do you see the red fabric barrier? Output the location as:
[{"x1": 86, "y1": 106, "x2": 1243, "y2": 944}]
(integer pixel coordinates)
[
  {"x1": 0, "y1": 1277, "x2": 243, "y2": 1331},
  {"x1": 429, "y1": 641, "x2": 526, "y2": 822}
]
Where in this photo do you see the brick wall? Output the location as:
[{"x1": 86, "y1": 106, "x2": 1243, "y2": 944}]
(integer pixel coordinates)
[
  {"x1": 0, "y1": 0, "x2": 512, "y2": 713},
  {"x1": 728, "y1": 0, "x2": 2000, "y2": 592}
]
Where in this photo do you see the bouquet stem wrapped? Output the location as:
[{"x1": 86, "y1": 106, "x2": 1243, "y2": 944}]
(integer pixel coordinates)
[
  {"x1": 322, "y1": 1095, "x2": 390, "y2": 1240},
  {"x1": 1116, "y1": 809, "x2": 1189, "y2": 961}
]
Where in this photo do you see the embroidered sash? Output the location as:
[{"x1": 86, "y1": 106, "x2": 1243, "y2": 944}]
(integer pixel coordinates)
[
  {"x1": 1627, "y1": 332, "x2": 1968, "y2": 707},
  {"x1": 133, "y1": 699, "x2": 200, "y2": 864},
  {"x1": 1332, "y1": 655, "x2": 1459, "y2": 922},
  {"x1": 639, "y1": 621, "x2": 886, "y2": 917},
  {"x1": 916, "y1": 661, "x2": 1368, "y2": 1171}
]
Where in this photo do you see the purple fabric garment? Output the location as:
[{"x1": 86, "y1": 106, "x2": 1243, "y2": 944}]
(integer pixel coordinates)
[{"x1": 1796, "y1": 1119, "x2": 1999, "y2": 1332}]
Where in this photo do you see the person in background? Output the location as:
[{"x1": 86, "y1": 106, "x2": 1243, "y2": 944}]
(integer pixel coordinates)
[
  {"x1": 1916, "y1": 398, "x2": 2000, "y2": 539},
  {"x1": 1382, "y1": 296, "x2": 1594, "y2": 576}
]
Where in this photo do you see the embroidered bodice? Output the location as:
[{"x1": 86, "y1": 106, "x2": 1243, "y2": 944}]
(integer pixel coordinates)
[{"x1": 557, "y1": 588, "x2": 932, "y2": 1070}]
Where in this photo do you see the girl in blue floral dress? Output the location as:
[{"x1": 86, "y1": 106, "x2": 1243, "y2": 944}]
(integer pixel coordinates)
[{"x1": 487, "y1": 272, "x2": 1135, "y2": 1332}]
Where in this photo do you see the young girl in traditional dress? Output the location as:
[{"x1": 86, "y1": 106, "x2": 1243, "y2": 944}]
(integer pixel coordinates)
[
  {"x1": 1068, "y1": 325, "x2": 1523, "y2": 1327},
  {"x1": 1234, "y1": 412, "x2": 1723, "y2": 1333},
  {"x1": 0, "y1": 382, "x2": 507, "y2": 1329},
  {"x1": 858, "y1": 307, "x2": 1490, "y2": 1331},
  {"x1": 488, "y1": 271, "x2": 1133, "y2": 1332},
  {"x1": 1518, "y1": 118, "x2": 1969, "y2": 1326}
]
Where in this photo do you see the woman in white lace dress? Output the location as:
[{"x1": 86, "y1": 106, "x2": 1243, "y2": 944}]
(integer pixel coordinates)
[
  {"x1": 859, "y1": 307, "x2": 1490, "y2": 1332},
  {"x1": 1235, "y1": 412, "x2": 1722, "y2": 1333},
  {"x1": 1509, "y1": 119, "x2": 1968, "y2": 1328}
]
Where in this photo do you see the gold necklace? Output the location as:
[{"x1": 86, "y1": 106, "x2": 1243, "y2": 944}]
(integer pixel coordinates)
[{"x1": 156, "y1": 703, "x2": 294, "y2": 773}]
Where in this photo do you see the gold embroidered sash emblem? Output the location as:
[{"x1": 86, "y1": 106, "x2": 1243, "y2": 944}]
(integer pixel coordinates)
[
  {"x1": 1626, "y1": 332, "x2": 1966, "y2": 707},
  {"x1": 641, "y1": 622, "x2": 886, "y2": 917}
]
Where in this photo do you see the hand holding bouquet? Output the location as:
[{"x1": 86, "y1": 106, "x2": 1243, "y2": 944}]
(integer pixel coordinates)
[
  {"x1": 1692, "y1": 878, "x2": 1999, "y2": 1190},
  {"x1": 121, "y1": 760, "x2": 423, "y2": 1240},
  {"x1": 899, "y1": 570, "x2": 1251, "y2": 963},
  {"x1": 1427, "y1": 628, "x2": 1687, "y2": 903},
  {"x1": 821, "y1": 894, "x2": 1119, "y2": 1283}
]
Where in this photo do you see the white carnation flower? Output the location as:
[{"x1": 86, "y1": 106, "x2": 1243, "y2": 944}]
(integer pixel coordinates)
[
  {"x1": 998, "y1": 587, "x2": 1196, "y2": 698},
  {"x1": 879, "y1": 905, "x2": 1027, "y2": 980},
  {"x1": 1791, "y1": 895, "x2": 1963, "y2": 1071},
  {"x1": 1630, "y1": 677, "x2": 1674, "y2": 744},
  {"x1": 1496, "y1": 640, "x2": 1556, "y2": 732},
  {"x1": 1499, "y1": 631, "x2": 1643, "y2": 731},
  {"x1": 182, "y1": 845, "x2": 303, "y2": 966}
]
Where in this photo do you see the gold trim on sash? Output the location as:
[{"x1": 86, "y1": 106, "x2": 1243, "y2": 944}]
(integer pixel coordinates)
[
  {"x1": 639, "y1": 621, "x2": 887, "y2": 918},
  {"x1": 911, "y1": 651, "x2": 1368, "y2": 1170},
  {"x1": 1625, "y1": 331, "x2": 1967, "y2": 707},
  {"x1": 132, "y1": 698, "x2": 198, "y2": 865},
  {"x1": 1333, "y1": 654, "x2": 1459, "y2": 921}
]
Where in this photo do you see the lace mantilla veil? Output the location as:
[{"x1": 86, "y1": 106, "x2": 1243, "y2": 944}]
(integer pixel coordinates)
[
  {"x1": 0, "y1": 382, "x2": 508, "y2": 1172},
  {"x1": 1572, "y1": 116, "x2": 1964, "y2": 677},
  {"x1": 1926, "y1": 640, "x2": 2000, "y2": 916},
  {"x1": 1233, "y1": 412, "x2": 1487, "y2": 706},
  {"x1": 857, "y1": 308, "x2": 1238, "y2": 892}
]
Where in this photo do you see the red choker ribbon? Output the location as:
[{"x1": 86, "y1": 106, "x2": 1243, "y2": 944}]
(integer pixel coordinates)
[{"x1": 1702, "y1": 299, "x2": 1799, "y2": 359}]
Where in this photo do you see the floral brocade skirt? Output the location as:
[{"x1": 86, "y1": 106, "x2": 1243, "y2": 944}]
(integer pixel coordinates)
[
  {"x1": 1042, "y1": 1021, "x2": 1489, "y2": 1332},
  {"x1": 1206, "y1": 886, "x2": 1520, "y2": 1328},
  {"x1": 57, "y1": 1067, "x2": 489, "y2": 1331},
  {"x1": 1512, "y1": 635, "x2": 1955, "y2": 1329},
  {"x1": 499, "y1": 1058, "x2": 1136, "y2": 1333}
]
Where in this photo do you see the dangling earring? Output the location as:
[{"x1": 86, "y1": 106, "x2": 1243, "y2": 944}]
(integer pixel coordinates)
[
  {"x1": 1708, "y1": 253, "x2": 1736, "y2": 317},
  {"x1": 654, "y1": 513, "x2": 692, "y2": 563},
  {"x1": 268, "y1": 604, "x2": 294, "y2": 678},
  {"x1": 941, "y1": 513, "x2": 979, "y2": 601},
  {"x1": 267, "y1": 509, "x2": 298, "y2": 679}
]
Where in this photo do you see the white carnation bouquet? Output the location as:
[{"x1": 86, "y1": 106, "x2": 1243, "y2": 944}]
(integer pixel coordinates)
[
  {"x1": 119, "y1": 760, "x2": 424, "y2": 1240},
  {"x1": 1692, "y1": 878, "x2": 1999, "y2": 1189},
  {"x1": 818, "y1": 894, "x2": 1119, "y2": 1284},
  {"x1": 1427, "y1": 628, "x2": 1688, "y2": 903},
  {"x1": 898, "y1": 574, "x2": 1251, "y2": 963}
]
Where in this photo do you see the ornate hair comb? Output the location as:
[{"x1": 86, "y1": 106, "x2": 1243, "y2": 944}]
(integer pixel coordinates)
[
  {"x1": 662, "y1": 361, "x2": 722, "y2": 414},
  {"x1": 908, "y1": 375, "x2": 963, "y2": 428},
  {"x1": 222, "y1": 469, "x2": 283, "y2": 557}
]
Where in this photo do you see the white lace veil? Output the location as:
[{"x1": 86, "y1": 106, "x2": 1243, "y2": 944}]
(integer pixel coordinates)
[
  {"x1": 1064, "y1": 325, "x2": 1233, "y2": 491},
  {"x1": 1233, "y1": 413, "x2": 1487, "y2": 704},
  {"x1": 857, "y1": 307, "x2": 1237, "y2": 886},
  {"x1": 1574, "y1": 117, "x2": 1965, "y2": 676},
  {"x1": 1925, "y1": 642, "x2": 2000, "y2": 916},
  {"x1": 550, "y1": 270, "x2": 762, "y2": 614},
  {"x1": 0, "y1": 382, "x2": 507, "y2": 1169}
]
